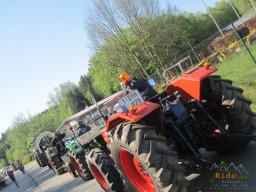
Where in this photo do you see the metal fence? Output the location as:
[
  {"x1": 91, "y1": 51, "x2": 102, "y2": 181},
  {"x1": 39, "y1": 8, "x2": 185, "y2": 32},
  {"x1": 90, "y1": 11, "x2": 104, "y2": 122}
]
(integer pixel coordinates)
[
  {"x1": 149, "y1": 14, "x2": 256, "y2": 109},
  {"x1": 151, "y1": 15, "x2": 256, "y2": 83}
]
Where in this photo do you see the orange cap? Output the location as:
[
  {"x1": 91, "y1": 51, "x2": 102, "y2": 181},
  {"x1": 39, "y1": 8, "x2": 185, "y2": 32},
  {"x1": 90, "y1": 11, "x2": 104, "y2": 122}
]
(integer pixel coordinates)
[{"x1": 119, "y1": 71, "x2": 131, "y2": 85}]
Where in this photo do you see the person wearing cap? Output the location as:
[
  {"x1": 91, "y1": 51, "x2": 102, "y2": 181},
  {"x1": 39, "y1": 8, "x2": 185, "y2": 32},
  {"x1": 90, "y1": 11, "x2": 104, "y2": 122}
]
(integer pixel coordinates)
[
  {"x1": 119, "y1": 71, "x2": 157, "y2": 100},
  {"x1": 17, "y1": 160, "x2": 26, "y2": 175},
  {"x1": 107, "y1": 106, "x2": 116, "y2": 118},
  {"x1": 76, "y1": 120, "x2": 91, "y2": 137},
  {"x1": 6, "y1": 165, "x2": 19, "y2": 188},
  {"x1": 51, "y1": 131, "x2": 66, "y2": 146}
]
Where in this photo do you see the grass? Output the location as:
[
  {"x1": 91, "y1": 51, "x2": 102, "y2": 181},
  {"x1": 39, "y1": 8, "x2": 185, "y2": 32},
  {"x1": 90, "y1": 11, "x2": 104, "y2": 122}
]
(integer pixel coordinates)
[{"x1": 214, "y1": 43, "x2": 256, "y2": 111}]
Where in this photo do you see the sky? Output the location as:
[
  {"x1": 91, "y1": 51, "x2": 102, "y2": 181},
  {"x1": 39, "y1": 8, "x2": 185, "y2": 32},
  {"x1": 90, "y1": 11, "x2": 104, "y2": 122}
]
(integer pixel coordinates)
[{"x1": 0, "y1": 0, "x2": 219, "y2": 134}]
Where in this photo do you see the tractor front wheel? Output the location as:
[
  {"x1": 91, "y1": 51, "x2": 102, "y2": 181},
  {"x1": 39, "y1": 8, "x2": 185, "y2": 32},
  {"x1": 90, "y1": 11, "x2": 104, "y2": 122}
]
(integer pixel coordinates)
[
  {"x1": 109, "y1": 122, "x2": 187, "y2": 192},
  {"x1": 49, "y1": 156, "x2": 64, "y2": 175},
  {"x1": 70, "y1": 152, "x2": 93, "y2": 180},
  {"x1": 86, "y1": 148, "x2": 124, "y2": 192},
  {"x1": 67, "y1": 162, "x2": 78, "y2": 178}
]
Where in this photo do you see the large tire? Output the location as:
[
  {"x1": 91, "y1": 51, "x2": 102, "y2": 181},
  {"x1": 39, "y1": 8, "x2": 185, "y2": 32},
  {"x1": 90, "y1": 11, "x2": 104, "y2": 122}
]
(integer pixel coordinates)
[
  {"x1": 203, "y1": 76, "x2": 256, "y2": 152},
  {"x1": 40, "y1": 152, "x2": 48, "y2": 167},
  {"x1": 67, "y1": 162, "x2": 78, "y2": 178},
  {"x1": 35, "y1": 154, "x2": 42, "y2": 167},
  {"x1": 70, "y1": 152, "x2": 93, "y2": 180},
  {"x1": 51, "y1": 156, "x2": 64, "y2": 175},
  {"x1": 35, "y1": 151, "x2": 47, "y2": 167},
  {"x1": 109, "y1": 122, "x2": 187, "y2": 192},
  {"x1": 86, "y1": 148, "x2": 124, "y2": 192}
]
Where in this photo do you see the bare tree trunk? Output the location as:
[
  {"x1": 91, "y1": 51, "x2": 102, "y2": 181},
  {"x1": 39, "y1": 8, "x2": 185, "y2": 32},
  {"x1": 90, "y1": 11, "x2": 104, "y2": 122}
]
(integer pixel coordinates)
[{"x1": 87, "y1": 0, "x2": 150, "y2": 78}]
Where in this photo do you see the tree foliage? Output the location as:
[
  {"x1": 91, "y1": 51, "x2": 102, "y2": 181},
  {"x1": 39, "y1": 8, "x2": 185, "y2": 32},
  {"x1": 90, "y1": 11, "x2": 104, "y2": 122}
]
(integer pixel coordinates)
[
  {"x1": 86, "y1": 0, "x2": 242, "y2": 95},
  {"x1": 231, "y1": 0, "x2": 255, "y2": 15}
]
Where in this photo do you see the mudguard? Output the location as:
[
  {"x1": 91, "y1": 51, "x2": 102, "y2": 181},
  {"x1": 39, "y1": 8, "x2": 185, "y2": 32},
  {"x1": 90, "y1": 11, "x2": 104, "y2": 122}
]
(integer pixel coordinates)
[
  {"x1": 165, "y1": 67, "x2": 217, "y2": 100},
  {"x1": 65, "y1": 139, "x2": 83, "y2": 155},
  {"x1": 45, "y1": 147, "x2": 58, "y2": 159},
  {"x1": 101, "y1": 101, "x2": 163, "y2": 144}
]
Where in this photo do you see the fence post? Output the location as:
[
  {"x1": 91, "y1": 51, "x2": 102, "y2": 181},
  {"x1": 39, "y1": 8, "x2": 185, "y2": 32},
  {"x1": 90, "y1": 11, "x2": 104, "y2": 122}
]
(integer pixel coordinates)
[
  {"x1": 188, "y1": 41, "x2": 200, "y2": 62},
  {"x1": 231, "y1": 22, "x2": 256, "y2": 64}
]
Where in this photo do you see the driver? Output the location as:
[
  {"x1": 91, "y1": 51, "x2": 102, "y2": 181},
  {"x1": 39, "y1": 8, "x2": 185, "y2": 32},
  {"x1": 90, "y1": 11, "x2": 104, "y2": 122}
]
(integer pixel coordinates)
[
  {"x1": 119, "y1": 71, "x2": 157, "y2": 100},
  {"x1": 51, "y1": 131, "x2": 66, "y2": 153},
  {"x1": 76, "y1": 120, "x2": 91, "y2": 137}
]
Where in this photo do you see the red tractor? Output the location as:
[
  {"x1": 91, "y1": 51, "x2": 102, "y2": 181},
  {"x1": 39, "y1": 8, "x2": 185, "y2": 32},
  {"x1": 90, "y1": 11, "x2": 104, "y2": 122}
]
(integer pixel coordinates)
[{"x1": 85, "y1": 66, "x2": 256, "y2": 192}]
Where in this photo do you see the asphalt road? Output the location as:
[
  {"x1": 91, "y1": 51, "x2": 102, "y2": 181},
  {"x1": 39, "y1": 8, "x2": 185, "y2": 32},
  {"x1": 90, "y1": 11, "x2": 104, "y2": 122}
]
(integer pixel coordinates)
[
  {"x1": 2, "y1": 142, "x2": 256, "y2": 192},
  {"x1": 1, "y1": 161, "x2": 103, "y2": 192}
]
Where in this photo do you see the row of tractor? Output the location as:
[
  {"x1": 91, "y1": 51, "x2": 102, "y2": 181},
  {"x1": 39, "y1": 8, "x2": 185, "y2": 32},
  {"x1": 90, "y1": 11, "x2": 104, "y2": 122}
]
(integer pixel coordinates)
[{"x1": 34, "y1": 66, "x2": 256, "y2": 192}]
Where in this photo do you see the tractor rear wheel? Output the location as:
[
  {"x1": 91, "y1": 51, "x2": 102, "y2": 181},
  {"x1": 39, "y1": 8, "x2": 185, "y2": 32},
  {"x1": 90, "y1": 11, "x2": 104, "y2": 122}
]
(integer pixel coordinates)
[
  {"x1": 109, "y1": 122, "x2": 187, "y2": 192},
  {"x1": 86, "y1": 148, "x2": 124, "y2": 192},
  {"x1": 203, "y1": 76, "x2": 256, "y2": 152},
  {"x1": 70, "y1": 152, "x2": 93, "y2": 180}
]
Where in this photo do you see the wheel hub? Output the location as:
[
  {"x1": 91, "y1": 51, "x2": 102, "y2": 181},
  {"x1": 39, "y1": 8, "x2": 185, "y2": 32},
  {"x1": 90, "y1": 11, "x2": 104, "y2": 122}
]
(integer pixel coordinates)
[
  {"x1": 89, "y1": 162, "x2": 109, "y2": 190},
  {"x1": 119, "y1": 150, "x2": 155, "y2": 192},
  {"x1": 70, "y1": 157, "x2": 84, "y2": 177}
]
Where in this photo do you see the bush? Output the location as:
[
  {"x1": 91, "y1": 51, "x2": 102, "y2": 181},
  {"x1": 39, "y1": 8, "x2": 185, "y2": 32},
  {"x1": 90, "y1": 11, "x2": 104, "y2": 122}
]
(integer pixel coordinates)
[
  {"x1": 211, "y1": 32, "x2": 237, "y2": 53},
  {"x1": 22, "y1": 153, "x2": 34, "y2": 165},
  {"x1": 242, "y1": 16, "x2": 256, "y2": 31},
  {"x1": 237, "y1": 26, "x2": 249, "y2": 38},
  {"x1": 246, "y1": 28, "x2": 256, "y2": 44}
]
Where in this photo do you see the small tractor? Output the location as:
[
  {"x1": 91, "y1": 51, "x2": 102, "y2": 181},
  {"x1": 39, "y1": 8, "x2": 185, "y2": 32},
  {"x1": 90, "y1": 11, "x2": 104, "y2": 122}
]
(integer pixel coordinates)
[
  {"x1": 58, "y1": 114, "x2": 113, "y2": 181},
  {"x1": 63, "y1": 135, "x2": 93, "y2": 180},
  {"x1": 34, "y1": 131, "x2": 77, "y2": 177},
  {"x1": 34, "y1": 132, "x2": 53, "y2": 168},
  {"x1": 81, "y1": 66, "x2": 256, "y2": 192}
]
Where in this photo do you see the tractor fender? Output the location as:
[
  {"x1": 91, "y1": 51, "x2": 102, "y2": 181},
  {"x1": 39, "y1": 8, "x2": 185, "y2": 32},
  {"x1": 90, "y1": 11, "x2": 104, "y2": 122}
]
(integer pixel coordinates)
[
  {"x1": 165, "y1": 67, "x2": 217, "y2": 100},
  {"x1": 65, "y1": 140, "x2": 81, "y2": 155},
  {"x1": 101, "y1": 102, "x2": 163, "y2": 144}
]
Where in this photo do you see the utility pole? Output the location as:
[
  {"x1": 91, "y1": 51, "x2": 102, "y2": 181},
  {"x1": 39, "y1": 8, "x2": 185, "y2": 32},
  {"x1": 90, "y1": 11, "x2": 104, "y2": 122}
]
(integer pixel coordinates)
[
  {"x1": 249, "y1": 0, "x2": 256, "y2": 12},
  {"x1": 227, "y1": 0, "x2": 244, "y2": 26},
  {"x1": 202, "y1": 0, "x2": 224, "y2": 36},
  {"x1": 84, "y1": 75, "x2": 103, "y2": 117}
]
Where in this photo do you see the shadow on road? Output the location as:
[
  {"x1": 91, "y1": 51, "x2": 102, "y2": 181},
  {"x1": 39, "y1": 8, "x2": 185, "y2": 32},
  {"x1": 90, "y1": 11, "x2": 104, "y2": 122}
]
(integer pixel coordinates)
[
  {"x1": 188, "y1": 142, "x2": 256, "y2": 192},
  {"x1": 2, "y1": 142, "x2": 255, "y2": 192},
  {"x1": 28, "y1": 164, "x2": 56, "y2": 187}
]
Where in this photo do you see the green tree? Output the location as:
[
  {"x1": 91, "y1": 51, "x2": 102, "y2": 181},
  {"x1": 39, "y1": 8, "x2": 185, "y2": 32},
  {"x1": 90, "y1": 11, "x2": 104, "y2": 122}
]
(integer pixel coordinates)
[{"x1": 231, "y1": 0, "x2": 255, "y2": 15}]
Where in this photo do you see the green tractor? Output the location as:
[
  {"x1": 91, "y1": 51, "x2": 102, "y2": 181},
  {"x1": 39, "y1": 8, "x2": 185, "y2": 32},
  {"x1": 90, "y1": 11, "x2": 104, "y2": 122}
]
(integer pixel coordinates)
[
  {"x1": 34, "y1": 132, "x2": 53, "y2": 168},
  {"x1": 44, "y1": 146, "x2": 65, "y2": 175},
  {"x1": 63, "y1": 137, "x2": 93, "y2": 180},
  {"x1": 56, "y1": 91, "x2": 125, "y2": 191},
  {"x1": 34, "y1": 131, "x2": 77, "y2": 177},
  {"x1": 59, "y1": 118, "x2": 106, "y2": 181}
]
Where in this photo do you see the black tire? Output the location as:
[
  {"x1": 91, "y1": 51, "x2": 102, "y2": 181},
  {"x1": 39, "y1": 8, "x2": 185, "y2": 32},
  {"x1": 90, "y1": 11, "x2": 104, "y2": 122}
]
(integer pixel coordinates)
[
  {"x1": 35, "y1": 154, "x2": 42, "y2": 167},
  {"x1": 35, "y1": 151, "x2": 48, "y2": 167},
  {"x1": 70, "y1": 152, "x2": 93, "y2": 180},
  {"x1": 47, "y1": 161, "x2": 52, "y2": 169},
  {"x1": 40, "y1": 152, "x2": 48, "y2": 167},
  {"x1": 86, "y1": 148, "x2": 124, "y2": 192},
  {"x1": 51, "y1": 156, "x2": 64, "y2": 175},
  {"x1": 203, "y1": 76, "x2": 256, "y2": 152},
  {"x1": 67, "y1": 162, "x2": 78, "y2": 178},
  {"x1": 109, "y1": 122, "x2": 188, "y2": 192}
]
